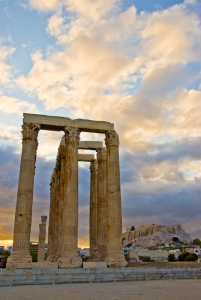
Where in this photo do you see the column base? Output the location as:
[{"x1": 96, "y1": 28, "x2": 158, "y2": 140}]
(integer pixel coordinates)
[
  {"x1": 105, "y1": 252, "x2": 128, "y2": 267},
  {"x1": 58, "y1": 255, "x2": 82, "y2": 268},
  {"x1": 6, "y1": 253, "x2": 32, "y2": 269}
]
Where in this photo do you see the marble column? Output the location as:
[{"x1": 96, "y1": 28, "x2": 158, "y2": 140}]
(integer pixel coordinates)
[
  {"x1": 58, "y1": 127, "x2": 82, "y2": 268},
  {"x1": 46, "y1": 169, "x2": 56, "y2": 262},
  {"x1": 96, "y1": 147, "x2": 108, "y2": 259},
  {"x1": 89, "y1": 159, "x2": 98, "y2": 259},
  {"x1": 38, "y1": 216, "x2": 47, "y2": 262},
  {"x1": 55, "y1": 141, "x2": 65, "y2": 261},
  {"x1": 105, "y1": 130, "x2": 128, "y2": 267},
  {"x1": 7, "y1": 123, "x2": 40, "y2": 269}
]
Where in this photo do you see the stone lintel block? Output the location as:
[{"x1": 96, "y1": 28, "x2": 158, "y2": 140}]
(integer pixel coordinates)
[
  {"x1": 78, "y1": 154, "x2": 95, "y2": 162},
  {"x1": 23, "y1": 113, "x2": 114, "y2": 133},
  {"x1": 79, "y1": 141, "x2": 103, "y2": 150},
  {"x1": 83, "y1": 262, "x2": 108, "y2": 268}
]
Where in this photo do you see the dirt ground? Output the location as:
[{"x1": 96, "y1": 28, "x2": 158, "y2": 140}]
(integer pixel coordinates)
[{"x1": 0, "y1": 279, "x2": 200, "y2": 300}]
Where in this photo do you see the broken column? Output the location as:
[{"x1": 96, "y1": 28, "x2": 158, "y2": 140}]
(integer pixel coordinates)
[
  {"x1": 58, "y1": 127, "x2": 82, "y2": 268},
  {"x1": 97, "y1": 147, "x2": 108, "y2": 259},
  {"x1": 38, "y1": 216, "x2": 47, "y2": 262},
  {"x1": 7, "y1": 123, "x2": 40, "y2": 269},
  {"x1": 105, "y1": 130, "x2": 128, "y2": 267}
]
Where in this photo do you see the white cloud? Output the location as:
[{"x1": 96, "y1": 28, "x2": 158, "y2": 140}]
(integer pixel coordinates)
[
  {"x1": 0, "y1": 46, "x2": 15, "y2": 84},
  {"x1": 0, "y1": 96, "x2": 38, "y2": 115}
]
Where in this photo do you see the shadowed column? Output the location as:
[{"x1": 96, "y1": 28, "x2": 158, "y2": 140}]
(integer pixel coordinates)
[
  {"x1": 97, "y1": 147, "x2": 108, "y2": 259},
  {"x1": 89, "y1": 159, "x2": 98, "y2": 259},
  {"x1": 58, "y1": 126, "x2": 82, "y2": 268},
  {"x1": 7, "y1": 123, "x2": 40, "y2": 269},
  {"x1": 105, "y1": 130, "x2": 128, "y2": 267},
  {"x1": 37, "y1": 216, "x2": 47, "y2": 262}
]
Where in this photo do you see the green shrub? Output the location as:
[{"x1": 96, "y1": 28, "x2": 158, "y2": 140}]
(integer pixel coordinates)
[
  {"x1": 193, "y1": 239, "x2": 201, "y2": 247},
  {"x1": 0, "y1": 250, "x2": 10, "y2": 268},
  {"x1": 178, "y1": 251, "x2": 198, "y2": 262},
  {"x1": 82, "y1": 256, "x2": 89, "y2": 262},
  {"x1": 126, "y1": 243, "x2": 132, "y2": 248},
  {"x1": 30, "y1": 251, "x2": 38, "y2": 262},
  {"x1": 168, "y1": 253, "x2": 176, "y2": 262}
]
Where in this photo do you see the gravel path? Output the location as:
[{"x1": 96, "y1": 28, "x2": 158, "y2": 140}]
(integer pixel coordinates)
[{"x1": 0, "y1": 279, "x2": 200, "y2": 300}]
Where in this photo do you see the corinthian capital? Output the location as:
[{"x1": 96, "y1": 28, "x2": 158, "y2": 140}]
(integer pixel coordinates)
[
  {"x1": 64, "y1": 126, "x2": 80, "y2": 145},
  {"x1": 105, "y1": 130, "x2": 119, "y2": 147},
  {"x1": 22, "y1": 123, "x2": 40, "y2": 140}
]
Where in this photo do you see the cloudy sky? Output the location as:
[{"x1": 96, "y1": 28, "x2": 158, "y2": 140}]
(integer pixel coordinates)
[{"x1": 0, "y1": 0, "x2": 201, "y2": 247}]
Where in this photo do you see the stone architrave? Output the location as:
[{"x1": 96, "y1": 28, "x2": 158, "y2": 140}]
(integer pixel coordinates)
[
  {"x1": 37, "y1": 216, "x2": 47, "y2": 262},
  {"x1": 58, "y1": 127, "x2": 82, "y2": 268},
  {"x1": 89, "y1": 159, "x2": 98, "y2": 258},
  {"x1": 96, "y1": 147, "x2": 108, "y2": 259},
  {"x1": 105, "y1": 130, "x2": 128, "y2": 267},
  {"x1": 7, "y1": 123, "x2": 40, "y2": 269}
]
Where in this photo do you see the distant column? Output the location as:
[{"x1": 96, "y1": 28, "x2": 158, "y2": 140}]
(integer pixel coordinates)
[
  {"x1": 89, "y1": 159, "x2": 98, "y2": 258},
  {"x1": 7, "y1": 123, "x2": 40, "y2": 269},
  {"x1": 97, "y1": 147, "x2": 108, "y2": 259},
  {"x1": 105, "y1": 130, "x2": 128, "y2": 267},
  {"x1": 58, "y1": 127, "x2": 82, "y2": 268},
  {"x1": 38, "y1": 216, "x2": 47, "y2": 262}
]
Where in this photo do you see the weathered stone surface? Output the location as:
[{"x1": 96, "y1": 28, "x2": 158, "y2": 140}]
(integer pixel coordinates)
[
  {"x1": 24, "y1": 113, "x2": 114, "y2": 132},
  {"x1": 83, "y1": 262, "x2": 107, "y2": 268},
  {"x1": 7, "y1": 123, "x2": 40, "y2": 269},
  {"x1": 38, "y1": 216, "x2": 47, "y2": 262},
  {"x1": 128, "y1": 249, "x2": 169, "y2": 262},
  {"x1": 78, "y1": 154, "x2": 95, "y2": 161},
  {"x1": 97, "y1": 148, "x2": 108, "y2": 259},
  {"x1": 58, "y1": 127, "x2": 82, "y2": 268},
  {"x1": 79, "y1": 141, "x2": 103, "y2": 150},
  {"x1": 89, "y1": 159, "x2": 98, "y2": 259},
  {"x1": 105, "y1": 131, "x2": 127, "y2": 267}
]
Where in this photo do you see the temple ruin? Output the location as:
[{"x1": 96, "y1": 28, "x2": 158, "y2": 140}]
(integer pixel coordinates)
[{"x1": 6, "y1": 113, "x2": 127, "y2": 269}]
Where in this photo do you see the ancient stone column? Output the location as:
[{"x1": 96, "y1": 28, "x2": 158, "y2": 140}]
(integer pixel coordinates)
[
  {"x1": 89, "y1": 159, "x2": 98, "y2": 259},
  {"x1": 55, "y1": 141, "x2": 66, "y2": 260},
  {"x1": 105, "y1": 130, "x2": 128, "y2": 267},
  {"x1": 96, "y1": 147, "x2": 108, "y2": 259},
  {"x1": 58, "y1": 127, "x2": 82, "y2": 268},
  {"x1": 38, "y1": 216, "x2": 47, "y2": 262},
  {"x1": 46, "y1": 169, "x2": 56, "y2": 262},
  {"x1": 53, "y1": 163, "x2": 60, "y2": 262},
  {"x1": 7, "y1": 123, "x2": 40, "y2": 269}
]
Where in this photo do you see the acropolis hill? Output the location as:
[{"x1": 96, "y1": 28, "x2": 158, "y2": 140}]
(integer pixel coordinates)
[{"x1": 122, "y1": 223, "x2": 192, "y2": 248}]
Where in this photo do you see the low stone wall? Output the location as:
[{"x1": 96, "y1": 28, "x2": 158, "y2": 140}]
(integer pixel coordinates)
[{"x1": 1, "y1": 266, "x2": 201, "y2": 286}]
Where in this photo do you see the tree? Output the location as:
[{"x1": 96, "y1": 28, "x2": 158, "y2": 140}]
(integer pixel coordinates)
[
  {"x1": 168, "y1": 253, "x2": 176, "y2": 262},
  {"x1": 178, "y1": 251, "x2": 198, "y2": 262},
  {"x1": 172, "y1": 237, "x2": 179, "y2": 242},
  {"x1": 131, "y1": 226, "x2": 135, "y2": 231},
  {"x1": 193, "y1": 239, "x2": 201, "y2": 247}
]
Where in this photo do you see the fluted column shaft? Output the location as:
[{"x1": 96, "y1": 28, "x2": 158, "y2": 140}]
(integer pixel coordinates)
[
  {"x1": 97, "y1": 147, "x2": 108, "y2": 258},
  {"x1": 89, "y1": 159, "x2": 98, "y2": 258},
  {"x1": 38, "y1": 216, "x2": 47, "y2": 262},
  {"x1": 7, "y1": 123, "x2": 40, "y2": 269},
  {"x1": 56, "y1": 145, "x2": 65, "y2": 260},
  {"x1": 58, "y1": 127, "x2": 82, "y2": 268},
  {"x1": 105, "y1": 130, "x2": 127, "y2": 267},
  {"x1": 47, "y1": 170, "x2": 56, "y2": 261}
]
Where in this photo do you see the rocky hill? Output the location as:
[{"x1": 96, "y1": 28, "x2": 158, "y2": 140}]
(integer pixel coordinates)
[{"x1": 122, "y1": 223, "x2": 192, "y2": 248}]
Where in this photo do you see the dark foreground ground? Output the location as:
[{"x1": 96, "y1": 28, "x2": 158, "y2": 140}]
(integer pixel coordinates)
[{"x1": 0, "y1": 279, "x2": 200, "y2": 300}]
